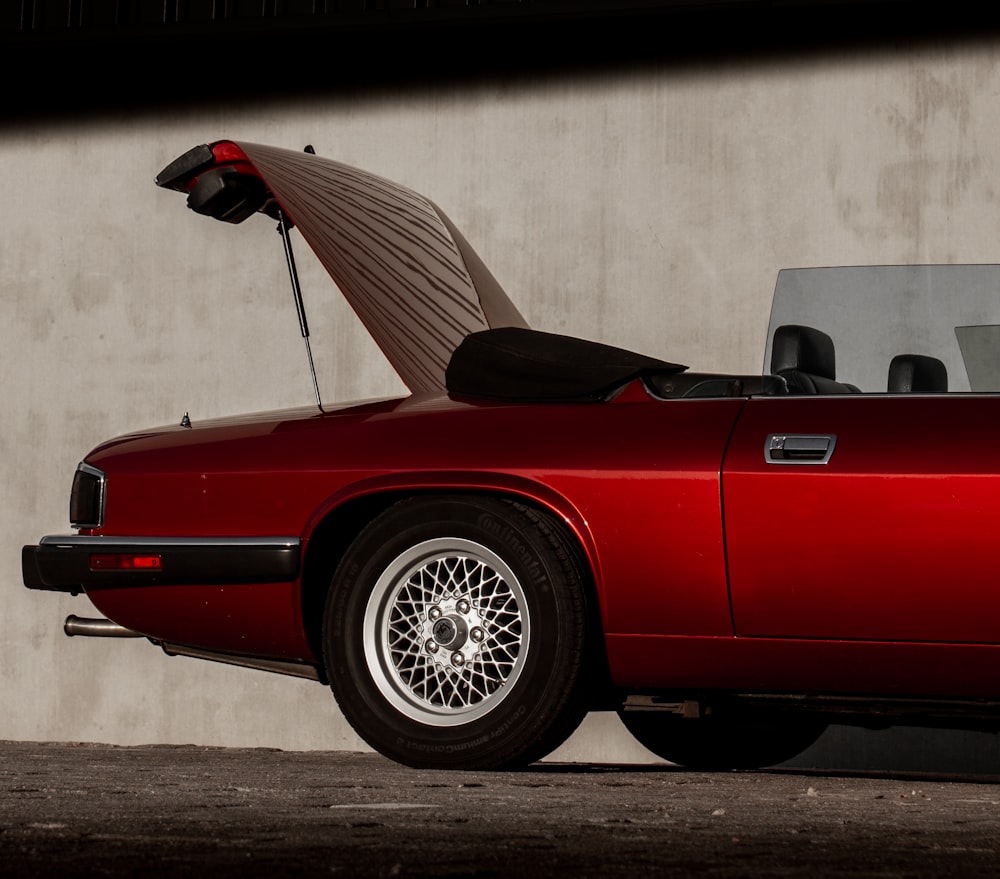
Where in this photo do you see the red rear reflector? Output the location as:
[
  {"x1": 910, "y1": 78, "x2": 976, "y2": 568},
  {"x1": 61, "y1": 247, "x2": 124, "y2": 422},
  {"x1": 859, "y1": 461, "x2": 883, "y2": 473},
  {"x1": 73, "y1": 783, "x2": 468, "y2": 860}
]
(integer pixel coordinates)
[{"x1": 90, "y1": 554, "x2": 163, "y2": 571}]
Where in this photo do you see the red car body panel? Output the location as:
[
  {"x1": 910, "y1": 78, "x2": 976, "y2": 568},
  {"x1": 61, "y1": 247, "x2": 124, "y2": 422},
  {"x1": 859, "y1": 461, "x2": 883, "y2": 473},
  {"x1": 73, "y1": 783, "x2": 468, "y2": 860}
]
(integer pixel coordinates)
[
  {"x1": 80, "y1": 389, "x2": 742, "y2": 669},
  {"x1": 724, "y1": 395, "x2": 1000, "y2": 644},
  {"x1": 606, "y1": 635, "x2": 1000, "y2": 699},
  {"x1": 88, "y1": 581, "x2": 309, "y2": 661}
]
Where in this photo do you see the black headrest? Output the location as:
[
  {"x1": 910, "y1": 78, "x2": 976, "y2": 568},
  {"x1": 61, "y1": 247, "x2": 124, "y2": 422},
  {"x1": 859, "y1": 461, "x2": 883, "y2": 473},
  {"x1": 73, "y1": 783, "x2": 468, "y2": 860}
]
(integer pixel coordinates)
[
  {"x1": 888, "y1": 354, "x2": 948, "y2": 393},
  {"x1": 771, "y1": 325, "x2": 836, "y2": 380}
]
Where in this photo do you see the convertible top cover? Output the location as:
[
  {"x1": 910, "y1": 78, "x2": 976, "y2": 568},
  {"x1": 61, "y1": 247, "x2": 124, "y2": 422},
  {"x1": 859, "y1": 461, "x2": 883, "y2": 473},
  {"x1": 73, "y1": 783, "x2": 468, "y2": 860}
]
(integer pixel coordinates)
[{"x1": 446, "y1": 327, "x2": 686, "y2": 401}]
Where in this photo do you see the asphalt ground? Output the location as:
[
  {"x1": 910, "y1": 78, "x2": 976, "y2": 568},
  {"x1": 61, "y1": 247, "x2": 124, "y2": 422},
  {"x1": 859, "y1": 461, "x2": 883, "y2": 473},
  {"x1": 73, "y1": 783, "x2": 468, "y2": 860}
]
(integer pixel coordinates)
[{"x1": 2, "y1": 741, "x2": 999, "y2": 878}]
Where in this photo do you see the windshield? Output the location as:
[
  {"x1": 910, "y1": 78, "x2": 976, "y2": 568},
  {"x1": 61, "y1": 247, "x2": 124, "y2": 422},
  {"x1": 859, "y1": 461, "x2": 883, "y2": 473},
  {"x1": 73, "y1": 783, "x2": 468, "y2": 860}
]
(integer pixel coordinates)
[{"x1": 765, "y1": 265, "x2": 1000, "y2": 393}]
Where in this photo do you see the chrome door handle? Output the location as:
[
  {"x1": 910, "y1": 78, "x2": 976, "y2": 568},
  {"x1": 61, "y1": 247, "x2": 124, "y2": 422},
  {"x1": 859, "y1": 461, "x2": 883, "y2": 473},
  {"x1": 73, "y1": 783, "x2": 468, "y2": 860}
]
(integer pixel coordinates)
[{"x1": 765, "y1": 434, "x2": 837, "y2": 465}]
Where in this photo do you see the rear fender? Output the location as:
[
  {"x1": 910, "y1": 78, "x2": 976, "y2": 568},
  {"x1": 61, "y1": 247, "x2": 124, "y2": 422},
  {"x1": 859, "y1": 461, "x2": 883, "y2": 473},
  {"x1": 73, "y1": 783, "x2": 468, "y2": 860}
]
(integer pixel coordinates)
[{"x1": 298, "y1": 471, "x2": 605, "y2": 670}]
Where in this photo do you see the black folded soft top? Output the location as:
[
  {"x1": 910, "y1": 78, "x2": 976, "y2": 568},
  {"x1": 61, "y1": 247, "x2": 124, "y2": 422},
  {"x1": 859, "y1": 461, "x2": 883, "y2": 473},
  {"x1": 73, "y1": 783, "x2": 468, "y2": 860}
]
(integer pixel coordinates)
[{"x1": 445, "y1": 327, "x2": 686, "y2": 402}]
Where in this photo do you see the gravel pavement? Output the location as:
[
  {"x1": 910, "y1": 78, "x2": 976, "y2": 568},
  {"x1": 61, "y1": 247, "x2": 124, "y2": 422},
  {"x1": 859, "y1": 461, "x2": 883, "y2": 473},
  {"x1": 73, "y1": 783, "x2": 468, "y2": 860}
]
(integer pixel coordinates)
[{"x1": 2, "y1": 741, "x2": 999, "y2": 877}]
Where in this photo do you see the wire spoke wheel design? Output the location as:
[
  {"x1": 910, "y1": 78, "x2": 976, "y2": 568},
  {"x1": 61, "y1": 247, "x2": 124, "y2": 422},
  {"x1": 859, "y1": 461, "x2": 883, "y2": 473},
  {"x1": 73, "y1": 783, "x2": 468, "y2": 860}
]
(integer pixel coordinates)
[
  {"x1": 364, "y1": 538, "x2": 529, "y2": 726},
  {"x1": 324, "y1": 496, "x2": 590, "y2": 768}
]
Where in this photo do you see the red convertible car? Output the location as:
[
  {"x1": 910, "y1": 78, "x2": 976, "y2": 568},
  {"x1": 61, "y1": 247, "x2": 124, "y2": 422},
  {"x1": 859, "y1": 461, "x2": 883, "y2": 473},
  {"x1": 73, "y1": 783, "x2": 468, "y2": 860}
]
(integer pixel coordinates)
[{"x1": 22, "y1": 141, "x2": 1000, "y2": 770}]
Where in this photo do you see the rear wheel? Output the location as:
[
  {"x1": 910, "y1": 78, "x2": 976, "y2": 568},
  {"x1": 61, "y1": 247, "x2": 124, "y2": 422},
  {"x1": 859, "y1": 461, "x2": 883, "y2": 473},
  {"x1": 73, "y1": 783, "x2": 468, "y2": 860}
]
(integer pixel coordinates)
[
  {"x1": 618, "y1": 709, "x2": 826, "y2": 769},
  {"x1": 323, "y1": 495, "x2": 591, "y2": 769}
]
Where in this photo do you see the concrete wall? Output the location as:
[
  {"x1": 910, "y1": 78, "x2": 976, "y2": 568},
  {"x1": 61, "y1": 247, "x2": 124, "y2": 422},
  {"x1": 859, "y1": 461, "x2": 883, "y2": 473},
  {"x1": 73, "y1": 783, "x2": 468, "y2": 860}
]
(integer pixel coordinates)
[{"x1": 6, "y1": 38, "x2": 1000, "y2": 763}]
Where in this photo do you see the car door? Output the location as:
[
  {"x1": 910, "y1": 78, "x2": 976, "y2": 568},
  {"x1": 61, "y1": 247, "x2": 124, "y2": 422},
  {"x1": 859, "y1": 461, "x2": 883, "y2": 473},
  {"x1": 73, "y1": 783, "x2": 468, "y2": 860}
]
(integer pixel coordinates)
[{"x1": 722, "y1": 393, "x2": 1000, "y2": 644}]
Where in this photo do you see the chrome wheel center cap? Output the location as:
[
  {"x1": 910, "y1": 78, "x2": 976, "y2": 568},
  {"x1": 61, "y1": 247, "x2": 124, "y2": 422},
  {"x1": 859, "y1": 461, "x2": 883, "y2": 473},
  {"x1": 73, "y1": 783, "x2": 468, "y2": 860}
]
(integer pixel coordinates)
[{"x1": 431, "y1": 615, "x2": 468, "y2": 650}]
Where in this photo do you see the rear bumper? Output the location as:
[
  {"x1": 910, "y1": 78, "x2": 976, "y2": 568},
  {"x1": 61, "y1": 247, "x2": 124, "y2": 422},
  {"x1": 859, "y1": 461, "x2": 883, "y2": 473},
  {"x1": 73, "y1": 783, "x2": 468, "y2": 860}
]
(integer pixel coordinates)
[{"x1": 22, "y1": 535, "x2": 301, "y2": 593}]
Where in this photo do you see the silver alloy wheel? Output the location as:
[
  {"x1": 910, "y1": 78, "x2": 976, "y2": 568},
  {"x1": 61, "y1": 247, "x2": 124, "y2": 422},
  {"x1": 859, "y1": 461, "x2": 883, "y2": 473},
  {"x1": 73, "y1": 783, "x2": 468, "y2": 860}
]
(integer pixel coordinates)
[{"x1": 363, "y1": 537, "x2": 529, "y2": 726}]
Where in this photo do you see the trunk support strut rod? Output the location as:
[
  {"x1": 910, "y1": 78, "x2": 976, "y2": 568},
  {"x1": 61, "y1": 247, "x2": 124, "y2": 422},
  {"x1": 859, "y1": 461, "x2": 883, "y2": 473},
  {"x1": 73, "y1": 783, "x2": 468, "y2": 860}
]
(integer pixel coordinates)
[{"x1": 277, "y1": 208, "x2": 323, "y2": 410}]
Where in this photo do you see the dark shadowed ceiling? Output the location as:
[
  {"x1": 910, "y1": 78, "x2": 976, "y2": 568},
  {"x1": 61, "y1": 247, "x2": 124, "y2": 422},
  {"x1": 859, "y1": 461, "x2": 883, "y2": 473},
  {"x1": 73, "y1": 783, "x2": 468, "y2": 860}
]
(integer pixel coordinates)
[
  {"x1": 4, "y1": 0, "x2": 1000, "y2": 119},
  {"x1": 1, "y1": 0, "x2": 990, "y2": 37}
]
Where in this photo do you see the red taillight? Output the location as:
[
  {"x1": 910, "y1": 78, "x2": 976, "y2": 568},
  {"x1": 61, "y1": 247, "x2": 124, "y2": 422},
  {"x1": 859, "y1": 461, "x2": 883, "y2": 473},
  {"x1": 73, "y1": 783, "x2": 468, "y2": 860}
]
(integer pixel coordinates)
[
  {"x1": 90, "y1": 554, "x2": 163, "y2": 571},
  {"x1": 210, "y1": 140, "x2": 251, "y2": 164}
]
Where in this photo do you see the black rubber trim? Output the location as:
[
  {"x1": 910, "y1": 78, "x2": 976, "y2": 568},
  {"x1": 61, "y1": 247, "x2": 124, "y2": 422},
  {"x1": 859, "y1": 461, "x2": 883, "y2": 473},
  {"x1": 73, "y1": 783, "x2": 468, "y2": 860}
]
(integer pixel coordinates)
[
  {"x1": 155, "y1": 144, "x2": 215, "y2": 191},
  {"x1": 22, "y1": 536, "x2": 301, "y2": 593}
]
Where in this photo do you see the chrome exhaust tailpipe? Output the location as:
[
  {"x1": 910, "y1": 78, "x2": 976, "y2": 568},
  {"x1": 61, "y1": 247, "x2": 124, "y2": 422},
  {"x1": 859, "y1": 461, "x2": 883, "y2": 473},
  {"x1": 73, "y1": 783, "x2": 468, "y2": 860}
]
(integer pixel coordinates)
[
  {"x1": 61, "y1": 616, "x2": 322, "y2": 681},
  {"x1": 64, "y1": 615, "x2": 143, "y2": 638}
]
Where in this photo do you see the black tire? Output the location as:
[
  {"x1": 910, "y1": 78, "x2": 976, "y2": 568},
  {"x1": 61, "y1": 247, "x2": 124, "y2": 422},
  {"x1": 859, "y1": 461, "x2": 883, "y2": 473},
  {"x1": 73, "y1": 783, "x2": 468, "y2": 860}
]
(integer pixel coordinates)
[
  {"x1": 618, "y1": 709, "x2": 826, "y2": 770},
  {"x1": 323, "y1": 495, "x2": 591, "y2": 770}
]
